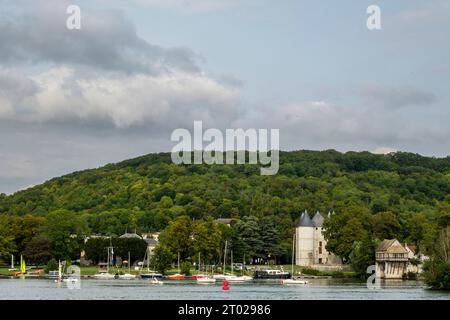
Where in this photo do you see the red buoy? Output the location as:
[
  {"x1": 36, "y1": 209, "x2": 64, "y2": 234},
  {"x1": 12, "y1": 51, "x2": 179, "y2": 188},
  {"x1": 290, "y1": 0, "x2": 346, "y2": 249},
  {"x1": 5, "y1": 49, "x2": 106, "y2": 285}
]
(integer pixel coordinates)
[{"x1": 222, "y1": 279, "x2": 230, "y2": 291}]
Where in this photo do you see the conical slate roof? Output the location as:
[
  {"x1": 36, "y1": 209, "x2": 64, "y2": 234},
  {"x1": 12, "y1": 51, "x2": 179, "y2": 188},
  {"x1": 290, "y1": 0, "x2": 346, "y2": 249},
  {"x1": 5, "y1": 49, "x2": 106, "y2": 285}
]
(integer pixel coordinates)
[
  {"x1": 312, "y1": 212, "x2": 324, "y2": 227},
  {"x1": 297, "y1": 210, "x2": 314, "y2": 227}
]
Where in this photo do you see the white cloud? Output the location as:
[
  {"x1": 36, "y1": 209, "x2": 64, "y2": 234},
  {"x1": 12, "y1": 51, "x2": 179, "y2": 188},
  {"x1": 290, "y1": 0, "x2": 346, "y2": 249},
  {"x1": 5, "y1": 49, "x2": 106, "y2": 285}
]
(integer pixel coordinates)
[
  {"x1": 0, "y1": 67, "x2": 240, "y2": 128},
  {"x1": 371, "y1": 147, "x2": 397, "y2": 155}
]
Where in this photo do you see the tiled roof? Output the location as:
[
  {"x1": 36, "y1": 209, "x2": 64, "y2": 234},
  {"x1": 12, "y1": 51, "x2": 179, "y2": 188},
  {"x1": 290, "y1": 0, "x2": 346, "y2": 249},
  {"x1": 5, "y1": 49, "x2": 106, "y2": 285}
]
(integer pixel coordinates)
[{"x1": 376, "y1": 239, "x2": 407, "y2": 254}]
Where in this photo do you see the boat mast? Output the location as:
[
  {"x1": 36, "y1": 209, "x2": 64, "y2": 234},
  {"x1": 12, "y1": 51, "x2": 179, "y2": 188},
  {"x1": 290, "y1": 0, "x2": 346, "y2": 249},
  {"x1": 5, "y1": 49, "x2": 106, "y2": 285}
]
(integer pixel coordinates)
[
  {"x1": 107, "y1": 246, "x2": 110, "y2": 273},
  {"x1": 128, "y1": 251, "x2": 131, "y2": 274},
  {"x1": 177, "y1": 251, "x2": 180, "y2": 274},
  {"x1": 11, "y1": 255, "x2": 14, "y2": 269},
  {"x1": 223, "y1": 240, "x2": 227, "y2": 275},
  {"x1": 291, "y1": 232, "x2": 295, "y2": 277},
  {"x1": 58, "y1": 260, "x2": 62, "y2": 282},
  {"x1": 231, "y1": 250, "x2": 233, "y2": 275}
]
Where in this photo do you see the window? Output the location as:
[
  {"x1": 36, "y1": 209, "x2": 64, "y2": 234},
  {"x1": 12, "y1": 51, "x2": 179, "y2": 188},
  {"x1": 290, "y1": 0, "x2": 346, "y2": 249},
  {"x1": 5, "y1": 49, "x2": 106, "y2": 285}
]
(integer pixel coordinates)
[{"x1": 319, "y1": 241, "x2": 323, "y2": 254}]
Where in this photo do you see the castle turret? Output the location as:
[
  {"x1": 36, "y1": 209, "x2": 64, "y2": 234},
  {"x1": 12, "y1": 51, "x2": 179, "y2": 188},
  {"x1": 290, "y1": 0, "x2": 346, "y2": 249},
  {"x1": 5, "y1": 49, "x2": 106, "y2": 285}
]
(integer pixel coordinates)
[{"x1": 296, "y1": 211, "x2": 314, "y2": 266}]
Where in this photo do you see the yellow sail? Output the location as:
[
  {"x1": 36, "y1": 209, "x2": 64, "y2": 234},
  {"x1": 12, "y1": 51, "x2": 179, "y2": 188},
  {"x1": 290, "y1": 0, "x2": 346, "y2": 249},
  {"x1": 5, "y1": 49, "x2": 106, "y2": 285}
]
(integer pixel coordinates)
[{"x1": 20, "y1": 255, "x2": 26, "y2": 274}]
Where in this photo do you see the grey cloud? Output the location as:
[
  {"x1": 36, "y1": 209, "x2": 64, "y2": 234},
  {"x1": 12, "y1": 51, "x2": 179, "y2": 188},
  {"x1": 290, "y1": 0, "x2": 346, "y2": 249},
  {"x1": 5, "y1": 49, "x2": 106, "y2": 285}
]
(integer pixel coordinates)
[
  {"x1": 361, "y1": 84, "x2": 436, "y2": 109},
  {"x1": 0, "y1": 1, "x2": 242, "y2": 129},
  {"x1": 0, "y1": 0, "x2": 199, "y2": 74}
]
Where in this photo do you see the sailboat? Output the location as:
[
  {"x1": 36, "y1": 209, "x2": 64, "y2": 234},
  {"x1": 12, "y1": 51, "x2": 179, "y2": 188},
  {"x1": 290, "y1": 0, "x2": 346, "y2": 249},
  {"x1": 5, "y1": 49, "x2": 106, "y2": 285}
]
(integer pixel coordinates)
[
  {"x1": 14, "y1": 255, "x2": 27, "y2": 276},
  {"x1": 8, "y1": 255, "x2": 17, "y2": 272},
  {"x1": 118, "y1": 252, "x2": 136, "y2": 279},
  {"x1": 166, "y1": 252, "x2": 186, "y2": 279},
  {"x1": 224, "y1": 250, "x2": 252, "y2": 282},
  {"x1": 197, "y1": 265, "x2": 216, "y2": 284},
  {"x1": 140, "y1": 249, "x2": 163, "y2": 279},
  {"x1": 282, "y1": 232, "x2": 308, "y2": 285},
  {"x1": 20, "y1": 255, "x2": 26, "y2": 274},
  {"x1": 213, "y1": 240, "x2": 230, "y2": 280},
  {"x1": 192, "y1": 252, "x2": 207, "y2": 279},
  {"x1": 93, "y1": 243, "x2": 115, "y2": 279},
  {"x1": 53, "y1": 260, "x2": 63, "y2": 282}
]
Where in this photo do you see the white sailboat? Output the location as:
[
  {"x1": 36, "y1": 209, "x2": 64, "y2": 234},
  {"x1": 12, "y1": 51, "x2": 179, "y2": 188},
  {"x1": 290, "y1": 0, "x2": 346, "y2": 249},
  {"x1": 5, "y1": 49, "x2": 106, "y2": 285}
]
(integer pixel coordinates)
[
  {"x1": 8, "y1": 255, "x2": 17, "y2": 271},
  {"x1": 118, "y1": 252, "x2": 136, "y2": 279},
  {"x1": 214, "y1": 240, "x2": 231, "y2": 280},
  {"x1": 197, "y1": 265, "x2": 216, "y2": 284},
  {"x1": 166, "y1": 251, "x2": 186, "y2": 279},
  {"x1": 94, "y1": 242, "x2": 115, "y2": 279},
  {"x1": 282, "y1": 232, "x2": 308, "y2": 285},
  {"x1": 223, "y1": 250, "x2": 252, "y2": 282}
]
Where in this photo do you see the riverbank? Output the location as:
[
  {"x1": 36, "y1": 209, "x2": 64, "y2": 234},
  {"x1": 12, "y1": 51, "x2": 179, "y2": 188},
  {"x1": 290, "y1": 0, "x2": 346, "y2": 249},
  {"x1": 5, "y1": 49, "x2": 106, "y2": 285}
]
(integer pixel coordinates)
[{"x1": 0, "y1": 265, "x2": 356, "y2": 278}]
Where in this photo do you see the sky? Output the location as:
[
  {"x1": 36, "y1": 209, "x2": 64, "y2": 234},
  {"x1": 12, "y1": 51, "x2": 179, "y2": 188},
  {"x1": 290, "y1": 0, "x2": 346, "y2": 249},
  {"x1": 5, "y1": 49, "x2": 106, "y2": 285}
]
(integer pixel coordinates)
[{"x1": 0, "y1": 0, "x2": 449, "y2": 194}]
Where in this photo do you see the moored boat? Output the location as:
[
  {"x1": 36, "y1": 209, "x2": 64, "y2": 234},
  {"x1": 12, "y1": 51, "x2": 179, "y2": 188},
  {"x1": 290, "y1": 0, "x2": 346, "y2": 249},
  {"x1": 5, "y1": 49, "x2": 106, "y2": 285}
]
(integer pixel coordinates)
[
  {"x1": 281, "y1": 232, "x2": 307, "y2": 285},
  {"x1": 281, "y1": 278, "x2": 308, "y2": 285},
  {"x1": 117, "y1": 273, "x2": 136, "y2": 280},
  {"x1": 165, "y1": 273, "x2": 186, "y2": 279},
  {"x1": 141, "y1": 273, "x2": 163, "y2": 279},
  {"x1": 253, "y1": 269, "x2": 291, "y2": 279},
  {"x1": 196, "y1": 277, "x2": 216, "y2": 284},
  {"x1": 93, "y1": 272, "x2": 115, "y2": 280},
  {"x1": 224, "y1": 275, "x2": 253, "y2": 282}
]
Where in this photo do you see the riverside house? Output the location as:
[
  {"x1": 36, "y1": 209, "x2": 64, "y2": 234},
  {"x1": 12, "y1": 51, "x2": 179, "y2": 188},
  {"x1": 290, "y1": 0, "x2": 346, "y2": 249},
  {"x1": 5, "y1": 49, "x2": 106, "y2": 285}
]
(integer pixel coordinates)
[{"x1": 375, "y1": 239, "x2": 427, "y2": 279}]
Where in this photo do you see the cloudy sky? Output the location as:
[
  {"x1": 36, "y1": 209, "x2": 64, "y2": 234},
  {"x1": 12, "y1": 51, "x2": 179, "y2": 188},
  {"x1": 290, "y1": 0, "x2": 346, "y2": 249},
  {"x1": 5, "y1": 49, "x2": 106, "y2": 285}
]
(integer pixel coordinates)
[{"x1": 0, "y1": 0, "x2": 449, "y2": 194}]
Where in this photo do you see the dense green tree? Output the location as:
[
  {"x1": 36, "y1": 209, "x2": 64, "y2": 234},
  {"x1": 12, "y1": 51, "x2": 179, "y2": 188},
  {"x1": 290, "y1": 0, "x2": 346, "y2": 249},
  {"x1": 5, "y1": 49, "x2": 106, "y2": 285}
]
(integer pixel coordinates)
[
  {"x1": 150, "y1": 245, "x2": 175, "y2": 274},
  {"x1": 192, "y1": 218, "x2": 222, "y2": 264},
  {"x1": 0, "y1": 216, "x2": 16, "y2": 264},
  {"x1": 23, "y1": 237, "x2": 52, "y2": 264},
  {"x1": 349, "y1": 237, "x2": 378, "y2": 278},
  {"x1": 42, "y1": 210, "x2": 89, "y2": 260},
  {"x1": 158, "y1": 215, "x2": 192, "y2": 260},
  {"x1": 84, "y1": 237, "x2": 147, "y2": 264},
  {"x1": 10, "y1": 215, "x2": 46, "y2": 254},
  {"x1": 323, "y1": 210, "x2": 371, "y2": 261},
  {"x1": 371, "y1": 212, "x2": 402, "y2": 240},
  {"x1": 45, "y1": 258, "x2": 59, "y2": 273}
]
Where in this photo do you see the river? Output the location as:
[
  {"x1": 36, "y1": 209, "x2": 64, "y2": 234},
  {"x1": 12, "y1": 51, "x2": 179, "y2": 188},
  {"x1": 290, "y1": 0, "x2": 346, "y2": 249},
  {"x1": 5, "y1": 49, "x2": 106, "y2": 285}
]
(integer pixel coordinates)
[{"x1": 0, "y1": 278, "x2": 449, "y2": 300}]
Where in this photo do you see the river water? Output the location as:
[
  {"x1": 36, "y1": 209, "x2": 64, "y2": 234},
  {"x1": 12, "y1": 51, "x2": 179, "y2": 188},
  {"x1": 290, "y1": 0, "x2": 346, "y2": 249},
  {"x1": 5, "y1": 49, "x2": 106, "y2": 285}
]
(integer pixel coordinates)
[{"x1": 0, "y1": 278, "x2": 449, "y2": 300}]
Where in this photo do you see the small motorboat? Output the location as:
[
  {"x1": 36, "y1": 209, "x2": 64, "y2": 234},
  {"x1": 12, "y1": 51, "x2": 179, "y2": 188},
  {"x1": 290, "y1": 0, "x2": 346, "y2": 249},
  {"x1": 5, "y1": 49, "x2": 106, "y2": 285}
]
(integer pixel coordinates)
[
  {"x1": 192, "y1": 274, "x2": 208, "y2": 279},
  {"x1": 93, "y1": 272, "x2": 115, "y2": 280},
  {"x1": 165, "y1": 273, "x2": 186, "y2": 280},
  {"x1": 196, "y1": 277, "x2": 216, "y2": 284},
  {"x1": 118, "y1": 273, "x2": 136, "y2": 280},
  {"x1": 213, "y1": 274, "x2": 232, "y2": 280},
  {"x1": 47, "y1": 270, "x2": 60, "y2": 280},
  {"x1": 224, "y1": 275, "x2": 253, "y2": 282},
  {"x1": 141, "y1": 273, "x2": 163, "y2": 279},
  {"x1": 63, "y1": 278, "x2": 80, "y2": 285},
  {"x1": 149, "y1": 277, "x2": 164, "y2": 285},
  {"x1": 281, "y1": 278, "x2": 308, "y2": 285}
]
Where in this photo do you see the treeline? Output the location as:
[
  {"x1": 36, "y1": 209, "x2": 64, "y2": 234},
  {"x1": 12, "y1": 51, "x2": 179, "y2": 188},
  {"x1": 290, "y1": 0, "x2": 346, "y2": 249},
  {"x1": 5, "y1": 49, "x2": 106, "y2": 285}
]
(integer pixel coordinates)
[{"x1": 0, "y1": 150, "x2": 449, "y2": 274}]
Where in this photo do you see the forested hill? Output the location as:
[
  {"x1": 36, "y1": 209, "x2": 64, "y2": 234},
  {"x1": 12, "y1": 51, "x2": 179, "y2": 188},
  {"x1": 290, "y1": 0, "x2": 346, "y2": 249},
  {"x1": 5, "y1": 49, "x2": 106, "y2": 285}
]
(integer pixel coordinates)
[{"x1": 0, "y1": 150, "x2": 449, "y2": 235}]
